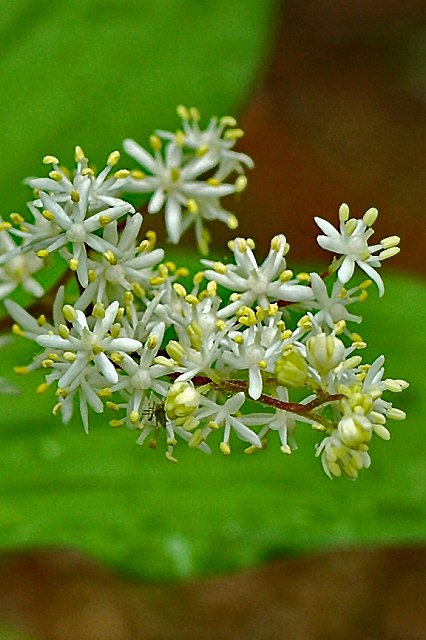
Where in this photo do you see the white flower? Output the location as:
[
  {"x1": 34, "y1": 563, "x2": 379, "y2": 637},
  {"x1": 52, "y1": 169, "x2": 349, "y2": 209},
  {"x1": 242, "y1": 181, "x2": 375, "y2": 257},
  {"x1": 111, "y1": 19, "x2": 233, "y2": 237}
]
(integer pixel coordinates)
[
  {"x1": 203, "y1": 236, "x2": 313, "y2": 317},
  {"x1": 0, "y1": 219, "x2": 44, "y2": 299},
  {"x1": 315, "y1": 203, "x2": 400, "y2": 296},
  {"x1": 196, "y1": 392, "x2": 262, "y2": 452},
  {"x1": 27, "y1": 148, "x2": 131, "y2": 212},
  {"x1": 123, "y1": 136, "x2": 241, "y2": 247},
  {"x1": 156, "y1": 106, "x2": 254, "y2": 179},
  {"x1": 303, "y1": 272, "x2": 364, "y2": 330},
  {"x1": 22, "y1": 184, "x2": 134, "y2": 286},
  {"x1": 74, "y1": 213, "x2": 164, "y2": 309},
  {"x1": 36, "y1": 301, "x2": 141, "y2": 391}
]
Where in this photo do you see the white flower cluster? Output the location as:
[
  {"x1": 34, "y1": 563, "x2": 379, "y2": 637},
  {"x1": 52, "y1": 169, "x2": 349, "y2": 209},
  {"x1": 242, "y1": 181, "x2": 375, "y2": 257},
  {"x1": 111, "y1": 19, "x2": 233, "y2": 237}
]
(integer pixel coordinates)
[{"x1": 0, "y1": 109, "x2": 407, "y2": 479}]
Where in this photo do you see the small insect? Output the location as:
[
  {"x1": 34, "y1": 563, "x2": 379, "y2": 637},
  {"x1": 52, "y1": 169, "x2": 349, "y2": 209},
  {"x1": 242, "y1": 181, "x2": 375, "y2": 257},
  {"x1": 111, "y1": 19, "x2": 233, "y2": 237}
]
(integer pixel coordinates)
[{"x1": 141, "y1": 402, "x2": 167, "y2": 429}]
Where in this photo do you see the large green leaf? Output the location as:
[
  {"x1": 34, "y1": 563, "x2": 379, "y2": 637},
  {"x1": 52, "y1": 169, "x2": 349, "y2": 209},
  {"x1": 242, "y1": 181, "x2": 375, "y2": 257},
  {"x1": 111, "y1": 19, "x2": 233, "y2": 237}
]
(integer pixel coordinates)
[
  {"x1": 0, "y1": 269, "x2": 424, "y2": 580},
  {"x1": 0, "y1": 0, "x2": 277, "y2": 216}
]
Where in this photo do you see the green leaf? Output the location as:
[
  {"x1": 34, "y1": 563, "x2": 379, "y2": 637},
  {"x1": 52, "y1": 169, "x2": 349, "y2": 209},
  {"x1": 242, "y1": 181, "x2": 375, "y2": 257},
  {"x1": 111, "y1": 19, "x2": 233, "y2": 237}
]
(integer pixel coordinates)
[
  {"x1": 0, "y1": 0, "x2": 277, "y2": 217},
  {"x1": 0, "y1": 270, "x2": 424, "y2": 580}
]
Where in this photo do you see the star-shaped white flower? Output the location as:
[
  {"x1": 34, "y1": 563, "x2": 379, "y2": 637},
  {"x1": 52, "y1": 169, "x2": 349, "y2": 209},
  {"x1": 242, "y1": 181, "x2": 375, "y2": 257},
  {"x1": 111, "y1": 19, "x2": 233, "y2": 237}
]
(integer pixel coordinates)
[
  {"x1": 315, "y1": 204, "x2": 400, "y2": 296},
  {"x1": 203, "y1": 235, "x2": 313, "y2": 317}
]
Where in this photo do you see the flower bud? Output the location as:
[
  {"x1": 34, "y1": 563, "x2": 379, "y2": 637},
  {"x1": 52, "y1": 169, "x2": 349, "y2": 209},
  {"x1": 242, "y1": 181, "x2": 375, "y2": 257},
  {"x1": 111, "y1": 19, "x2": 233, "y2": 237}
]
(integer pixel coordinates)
[
  {"x1": 165, "y1": 382, "x2": 200, "y2": 427},
  {"x1": 306, "y1": 333, "x2": 345, "y2": 375}
]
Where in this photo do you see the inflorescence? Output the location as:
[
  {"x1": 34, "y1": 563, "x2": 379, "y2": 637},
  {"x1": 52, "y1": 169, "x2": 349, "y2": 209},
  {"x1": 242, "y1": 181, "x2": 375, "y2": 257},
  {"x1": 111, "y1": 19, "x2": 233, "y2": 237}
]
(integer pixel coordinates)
[{"x1": 0, "y1": 107, "x2": 407, "y2": 479}]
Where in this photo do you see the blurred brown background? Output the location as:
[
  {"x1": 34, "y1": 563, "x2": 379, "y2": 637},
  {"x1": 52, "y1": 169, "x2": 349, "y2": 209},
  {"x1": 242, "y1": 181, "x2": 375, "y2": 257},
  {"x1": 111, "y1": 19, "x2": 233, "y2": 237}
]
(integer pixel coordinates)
[{"x1": 1, "y1": 2, "x2": 425, "y2": 639}]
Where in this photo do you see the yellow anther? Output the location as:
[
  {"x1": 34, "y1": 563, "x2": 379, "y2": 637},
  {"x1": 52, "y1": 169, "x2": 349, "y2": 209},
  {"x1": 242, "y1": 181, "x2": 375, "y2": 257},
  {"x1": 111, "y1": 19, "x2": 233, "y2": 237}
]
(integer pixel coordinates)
[
  {"x1": 149, "y1": 134, "x2": 162, "y2": 152},
  {"x1": 165, "y1": 451, "x2": 178, "y2": 463},
  {"x1": 149, "y1": 276, "x2": 165, "y2": 286},
  {"x1": 123, "y1": 292, "x2": 134, "y2": 306},
  {"x1": 86, "y1": 270, "x2": 96, "y2": 284},
  {"x1": 107, "y1": 150, "x2": 120, "y2": 166},
  {"x1": 69, "y1": 258, "x2": 79, "y2": 271},
  {"x1": 220, "y1": 442, "x2": 231, "y2": 455},
  {"x1": 344, "y1": 219, "x2": 357, "y2": 235},
  {"x1": 130, "y1": 169, "x2": 145, "y2": 180},
  {"x1": 280, "y1": 445, "x2": 292, "y2": 454},
  {"x1": 256, "y1": 307, "x2": 265, "y2": 322},
  {"x1": 352, "y1": 341, "x2": 367, "y2": 350},
  {"x1": 189, "y1": 430, "x2": 204, "y2": 448},
  {"x1": 173, "y1": 283, "x2": 187, "y2": 297},
  {"x1": 58, "y1": 324, "x2": 70, "y2": 339},
  {"x1": 130, "y1": 410, "x2": 139, "y2": 424},
  {"x1": 47, "y1": 353, "x2": 59, "y2": 362},
  {"x1": 36, "y1": 382, "x2": 50, "y2": 395},
  {"x1": 110, "y1": 419, "x2": 125, "y2": 428},
  {"x1": 117, "y1": 307, "x2": 124, "y2": 321},
  {"x1": 195, "y1": 144, "x2": 209, "y2": 157},
  {"x1": 42, "y1": 358, "x2": 54, "y2": 368},
  {"x1": 49, "y1": 170, "x2": 63, "y2": 181},
  {"x1": 175, "y1": 267, "x2": 189, "y2": 277},
  {"x1": 132, "y1": 283, "x2": 146, "y2": 298},
  {"x1": 235, "y1": 175, "x2": 247, "y2": 192},
  {"x1": 175, "y1": 130, "x2": 186, "y2": 147},
  {"x1": 158, "y1": 263, "x2": 169, "y2": 278},
  {"x1": 0, "y1": 221, "x2": 12, "y2": 231},
  {"x1": 246, "y1": 238, "x2": 255, "y2": 249},
  {"x1": 43, "y1": 155, "x2": 59, "y2": 165},
  {"x1": 14, "y1": 365, "x2": 29, "y2": 375},
  {"x1": 207, "y1": 281, "x2": 217, "y2": 296},
  {"x1": 233, "y1": 334, "x2": 244, "y2": 344},
  {"x1": 111, "y1": 323, "x2": 121, "y2": 339},
  {"x1": 279, "y1": 270, "x2": 293, "y2": 283},
  {"x1": 189, "y1": 107, "x2": 200, "y2": 121},
  {"x1": 207, "y1": 420, "x2": 219, "y2": 431},
  {"x1": 379, "y1": 247, "x2": 400, "y2": 260},
  {"x1": 270, "y1": 235, "x2": 283, "y2": 252},
  {"x1": 70, "y1": 190, "x2": 80, "y2": 203},
  {"x1": 297, "y1": 315, "x2": 312, "y2": 330},
  {"x1": 114, "y1": 169, "x2": 129, "y2": 180},
  {"x1": 208, "y1": 177, "x2": 221, "y2": 186},
  {"x1": 185, "y1": 294, "x2": 199, "y2": 305},
  {"x1": 147, "y1": 334, "x2": 158, "y2": 349},
  {"x1": 212, "y1": 262, "x2": 226, "y2": 275},
  {"x1": 106, "y1": 401, "x2": 120, "y2": 411},
  {"x1": 99, "y1": 215, "x2": 111, "y2": 226},
  {"x1": 42, "y1": 209, "x2": 55, "y2": 222},
  {"x1": 37, "y1": 315, "x2": 47, "y2": 326},
  {"x1": 268, "y1": 303, "x2": 278, "y2": 316},
  {"x1": 187, "y1": 198, "x2": 199, "y2": 214},
  {"x1": 230, "y1": 292, "x2": 240, "y2": 302},
  {"x1": 339, "y1": 203, "x2": 350, "y2": 222},
  {"x1": 216, "y1": 319, "x2": 227, "y2": 331},
  {"x1": 228, "y1": 240, "x2": 235, "y2": 251},
  {"x1": 81, "y1": 167, "x2": 95, "y2": 177},
  {"x1": 92, "y1": 302, "x2": 106, "y2": 319},
  {"x1": 166, "y1": 340, "x2": 186, "y2": 362},
  {"x1": 110, "y1": 352, "x2": 124, "y2": 365},
  {"x1": 381, "y1": 235, "x2": 400, "y2": 249},
  {"x1": 10, "y1": 213, "x2": 24, "y2": 225},
  {"x1": 165, "y1": 261, "x2": 176, "y2": 272},
  {"x1": 362, "y1": 207, "x2": 379, "y2": 227},
  {"x1": 12, "y1": 324, "x2": 24, "y2": 337},
  {"x1": 358, "y1": 290, "x2": 368, "y2": 302},
  {"x1": 52, "y1": 402, "x2": 62, "y2": 416},
  {"x1": 61, "y1": 304, "x2": 76, "y2": 323},
  {"x1": 281, "y1": 329, "x2": 293, "y2": 340},
  {"x1": 224, "y1": 128, "x2": 244, "y2": 140},
  {"x1": 146, "y1": 230, "x2": 156, "y2": 244},
  {"x1": 284, "y1": 242, "x2": 290, "y2": 256},
  {"x1": 220, "y1": 115, "x2": 237, "y2": 127},
  {"x1": 63, "y1": 352, "x2": 76, "y2": 362},
  {"x1": 177, "y1": 105, "x2": 190, "y2": 120},
  {"x1": 258, "y1": 359, "x2": 267, "y2": 369},
  {"x1": 192, "y1": 271, "x2": 204, "y2": 285},
  {"x1": 75, "y1": 146, "x2": 86, "y2": 162},
  {"x1": 334, "y1": 320, "x2": 346, "y2": 334},
  {"x1": 97, "y1": 388, "x2": 112, "y2": 398},
  {"x1": 296, "y1": 272, "x2": 311, "y2": 283},
  {"x1": 227, "y1": 214, "x2": 238, "y2": 229},
  {"x1": 350, "y1": 333, "x2": 363, "y2": 343}
]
